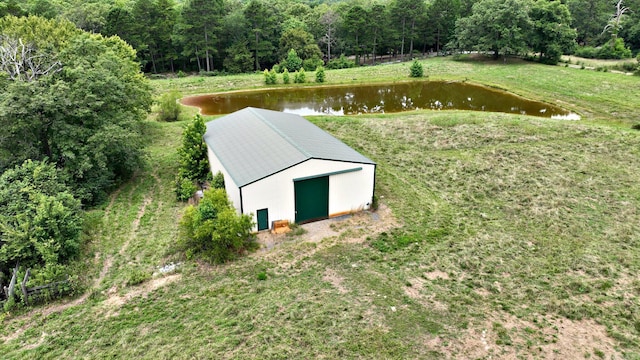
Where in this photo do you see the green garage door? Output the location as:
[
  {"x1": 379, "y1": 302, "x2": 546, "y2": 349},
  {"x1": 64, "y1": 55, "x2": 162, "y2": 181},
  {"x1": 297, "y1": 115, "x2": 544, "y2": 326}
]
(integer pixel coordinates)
[{"x1": 294, "y1": 176, "x2": 329, "y2": 223}]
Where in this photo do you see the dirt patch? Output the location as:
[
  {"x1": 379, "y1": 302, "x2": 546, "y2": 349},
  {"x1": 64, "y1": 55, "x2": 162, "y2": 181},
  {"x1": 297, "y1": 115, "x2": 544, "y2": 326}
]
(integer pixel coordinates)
[
  {"x1": 474, "y1": 288, "x2": 491, "y2": 297},
  {"x1": 426, "y1": 312, "x2": 622, "y2": 359},
  {"x1": 322, "y1": 268, "x2": 348, "y2": 294},
  {"x1": 104, "y1": 274, "x2": 181, "y2": 310},
  {"x1": 424, "y1": 270, "x2": 450, "y2": 281},
  {"x1": 256, "y1": 203, "x2": 398, "y2": 271},
  {"x1": 404, "y1": 277, "x2": 449, "y2": 312},
  {"x1": 404, "y1": 277, "x2": 426, "y2": 299}
]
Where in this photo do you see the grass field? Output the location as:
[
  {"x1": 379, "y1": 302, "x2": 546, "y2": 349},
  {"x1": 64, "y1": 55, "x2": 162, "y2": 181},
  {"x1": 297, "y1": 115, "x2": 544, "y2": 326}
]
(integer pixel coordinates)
[{"x1": 1, "y1": 57, "x2": 640, "y2": 359}]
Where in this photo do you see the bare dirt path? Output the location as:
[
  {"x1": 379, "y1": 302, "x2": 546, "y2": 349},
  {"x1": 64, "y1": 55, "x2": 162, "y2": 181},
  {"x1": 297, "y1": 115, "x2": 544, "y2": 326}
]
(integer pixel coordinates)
[
  {"x1": 1, "y1": 176, "x2": 157, "y2": 343},
  {"x1": 256, "y1": 203, "x2": 399, "y2": 270}
]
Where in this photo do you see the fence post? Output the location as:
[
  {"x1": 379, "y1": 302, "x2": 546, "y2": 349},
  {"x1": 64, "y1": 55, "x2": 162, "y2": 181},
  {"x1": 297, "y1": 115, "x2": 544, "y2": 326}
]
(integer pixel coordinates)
[
  {"x1": 6, "y1": 264, "x2": 18, "y2": 300},
  {"x1": 21, "y1": 269, "x2": 30, "y2": 305}
]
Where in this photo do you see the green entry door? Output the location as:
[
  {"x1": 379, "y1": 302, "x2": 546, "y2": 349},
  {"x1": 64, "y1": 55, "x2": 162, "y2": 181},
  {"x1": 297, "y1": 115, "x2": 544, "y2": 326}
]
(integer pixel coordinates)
[
  {"x1": 294, "y1": 176, "x2": 329, "y2": 223},
  {"x1": 257, "y1": 208, "x2": 269, "y2": 231}
]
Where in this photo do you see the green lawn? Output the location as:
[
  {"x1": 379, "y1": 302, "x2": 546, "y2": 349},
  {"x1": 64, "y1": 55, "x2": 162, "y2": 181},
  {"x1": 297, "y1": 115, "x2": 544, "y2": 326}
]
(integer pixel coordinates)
[{"x1": 1, "y1": 58, "x2": 640, "y2": 359}]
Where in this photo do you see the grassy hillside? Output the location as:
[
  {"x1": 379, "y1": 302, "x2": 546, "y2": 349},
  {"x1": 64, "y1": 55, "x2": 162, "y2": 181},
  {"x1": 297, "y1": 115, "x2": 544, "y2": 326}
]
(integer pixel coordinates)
[{"x1": 1, "y1": 58, "x2": 640, "y2": 359}]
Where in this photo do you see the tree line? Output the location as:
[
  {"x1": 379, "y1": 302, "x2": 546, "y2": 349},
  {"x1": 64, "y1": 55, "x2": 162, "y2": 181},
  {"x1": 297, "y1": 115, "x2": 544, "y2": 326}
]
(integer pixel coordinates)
[{"x1": 2, "y1": 0, "x2": 638, "y2": 74}]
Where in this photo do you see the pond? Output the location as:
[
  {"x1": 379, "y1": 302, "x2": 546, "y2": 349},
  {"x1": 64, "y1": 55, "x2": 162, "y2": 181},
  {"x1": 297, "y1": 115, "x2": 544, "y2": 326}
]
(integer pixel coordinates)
[{"x1": 181, "y1": 81, "x2": 579, "y2": 119}]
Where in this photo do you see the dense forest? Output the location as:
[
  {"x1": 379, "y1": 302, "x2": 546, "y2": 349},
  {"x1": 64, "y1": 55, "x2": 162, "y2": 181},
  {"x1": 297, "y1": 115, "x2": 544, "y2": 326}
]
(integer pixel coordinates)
[{"x1": 1, "y1": 0, "x2": 638, "y2": 74}]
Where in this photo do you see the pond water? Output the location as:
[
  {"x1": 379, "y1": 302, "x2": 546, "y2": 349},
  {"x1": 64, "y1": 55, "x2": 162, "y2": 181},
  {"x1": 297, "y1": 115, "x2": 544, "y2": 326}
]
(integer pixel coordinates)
[{"x1": 181, "y1": 81, "x2": 579, "y2": 119}]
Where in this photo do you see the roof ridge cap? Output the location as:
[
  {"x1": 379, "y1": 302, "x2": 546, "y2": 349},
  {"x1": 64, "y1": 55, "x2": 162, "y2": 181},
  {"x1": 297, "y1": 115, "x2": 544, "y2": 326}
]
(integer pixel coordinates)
[{"x1": 248, "y1": 108, "x2": 312, "y2": 159}]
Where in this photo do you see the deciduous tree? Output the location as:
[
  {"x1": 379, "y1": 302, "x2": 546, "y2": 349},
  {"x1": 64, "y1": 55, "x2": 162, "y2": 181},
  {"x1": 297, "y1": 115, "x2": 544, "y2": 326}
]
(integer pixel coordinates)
[
  {"x1": 0, "y1": 16, "x2": 152, "y2": 204},
  {"x1": 453, "y1": 0, "x2": 531, "y2": 59},
  {"x1": 529, "y1": 0, "x2": 577, "y2": 64}
]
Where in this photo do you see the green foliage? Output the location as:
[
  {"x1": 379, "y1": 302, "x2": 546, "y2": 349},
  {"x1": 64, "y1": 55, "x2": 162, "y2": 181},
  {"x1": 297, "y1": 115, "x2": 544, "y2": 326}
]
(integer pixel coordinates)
[
  {"x1": 176, "y1": 114, "x2": 210, "y2": 184},
  {"x1": 409, "y1": 60, "x2": 424, "y2": 77},
  {"x1": 157, "y1": 90, "x2": 182, "y2": 122},
  {"x1": 453, "y1": 0, "x2": 531, "y2": 59},
  {"x1": 575, "y1": 38, "x2": 632, "y2": 60},
  {"x1": 178, "y1": 189, "x2": 256, "y2": 264},
  {"x1": 211, "y1": 171, "x2": 225, "y2": 190},
  {"x1": 269, "y1": 68, "x2": 277, "y2": 84},
  {"x1": 314, "y1": 66, "x2": 326, "y2": 83},
  {"x1": 263, "y1": 68, "x2": 277, "y2": 85},
  {"x1": 256, "y1": 271, "x2": 267, "y2": 280},
  {"x1": 303, "y1": 55, "x2": 324, "y2": 72},
  {"x1": 282, "y1": 68, "x2": 290, "y2": 84},
  {"x1": 263, "y1": 69, "x2": 271, "y2": 84},
  {"x1": 284, "y1": 48, "x2": 303, "y2": 72},
  {"x1": 0, "y1": 160, "x2": 83, "y2": 276},
  {"x1": 597, "y1": 38, "x2": 632, "y2": 59},
  {"x1": 0, "y1": 16, "x2": 152, "y2": 205},
  {"x1": 223, "y1": 41, "x2": 254, "y2": 74},
  {"x1": 326, "y1": 54, "x2": 356, "y2": 70},
  {"x1": 279, "y1": 27, "x2": 322, "y2": 61},
  {"x1": 529, "y1": 0, "x2": 576, "y2": 65},
  {"x1": 125, "y1": 267, "x2": 151, "y2": 286},
  {"x1": 177, "y1": 0, "x2": 225, "y2": 73},
  {"x1": 293, "y1": 68, "x2": 306, "y2": 83},
  {"x1": 175, "y1": 176, "x2": 198, "y2": 201},
  {"x1": 244, "y1": 0, "x2": 279, "y2": 71},
  {"x1": 574, "y1": 46, "x2": 599, "y2": 59}
]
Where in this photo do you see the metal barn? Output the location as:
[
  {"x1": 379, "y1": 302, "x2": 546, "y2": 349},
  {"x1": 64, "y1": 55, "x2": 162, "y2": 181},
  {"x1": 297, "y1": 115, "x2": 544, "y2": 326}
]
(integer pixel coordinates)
[{"x1": 203, "y1": 107, "x2": 376, "y2": 231}]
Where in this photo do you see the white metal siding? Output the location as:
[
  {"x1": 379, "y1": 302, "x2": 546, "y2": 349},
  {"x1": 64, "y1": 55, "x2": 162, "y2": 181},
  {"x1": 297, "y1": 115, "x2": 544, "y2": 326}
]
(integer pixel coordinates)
[
  {"x1": 207, "y1": 147, "x2": 242, "y2": 213},
  {"x1": 241, "y1": 159, "x2": 375, "y2": 230},
  {"x1": 328, "y1": 165, "x2": 375, "y2": 215}
]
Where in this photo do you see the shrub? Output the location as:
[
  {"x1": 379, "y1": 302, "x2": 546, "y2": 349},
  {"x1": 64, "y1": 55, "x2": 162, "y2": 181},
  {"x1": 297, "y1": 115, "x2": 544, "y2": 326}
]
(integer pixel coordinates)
[
  {"x1": 315, "y1": 66, "x2": 326, "y2": 83},
  {"x1": 294, "y1": 68, "x2": 306, "y2": 83},
  {"x1": 326, "y1": 54, "x2": 356, "y2": 69},
  {"x1": 282, "y1": 68, "x2": 290, "y2": 84},
  {"x1": 157, "y1": 90, "x2": 182, "y2": 122},
  {"x1": 176, "y1": 114, "x2": 210, "y2": 186},
  {"x1": 303, "y1": 55, "x2": 324, "y2": 71},
  {"x1": 597, "y1": 38, "x2": 632, "y2": 59},
  {"x1": 284, "y1": 48, "x2": 303, "y2": 72},
  {"x1": 211, "y1": 171, "x2": 225, "y2": 190},
  {"x1": 574, "y1": 46, "x2": 598, "y2": 59},
  {"x1": 409, "y1": 60, "x2": 424, "y2": 78},
  {"x1": 178, "y1": 189, "x2": 256, "y2": 264},
  {"x1": 175, "y1": 176, "x2": 197, "y2": 201},
  {"x1": 263, "y1": 69, "x2": 277, "y2": 85},
  {"x1": 0, "y1": 160, "x2": 83, "y2": 276},
  {"x1": 177, "y1": 70, "x2": 186, "y2": 78},
  {"x1": 125, "y1": 267, "x2": 151, "y2": 286},
  {"x1": 539, "y1": 44, "x2": 562, "y2": 65}
]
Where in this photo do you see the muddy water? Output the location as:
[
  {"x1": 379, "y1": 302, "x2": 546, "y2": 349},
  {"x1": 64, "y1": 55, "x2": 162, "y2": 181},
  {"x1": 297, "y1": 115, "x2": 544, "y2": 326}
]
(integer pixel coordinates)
[{"x1": 181, "y1": 81, "x2": 577, "y2": 119}]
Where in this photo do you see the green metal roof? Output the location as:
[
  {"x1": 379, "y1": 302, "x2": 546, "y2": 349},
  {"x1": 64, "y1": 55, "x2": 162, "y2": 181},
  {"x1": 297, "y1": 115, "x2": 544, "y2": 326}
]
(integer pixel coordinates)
[{"x1": 203, "y1": 107, "x2": 375, "y2": 187}]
